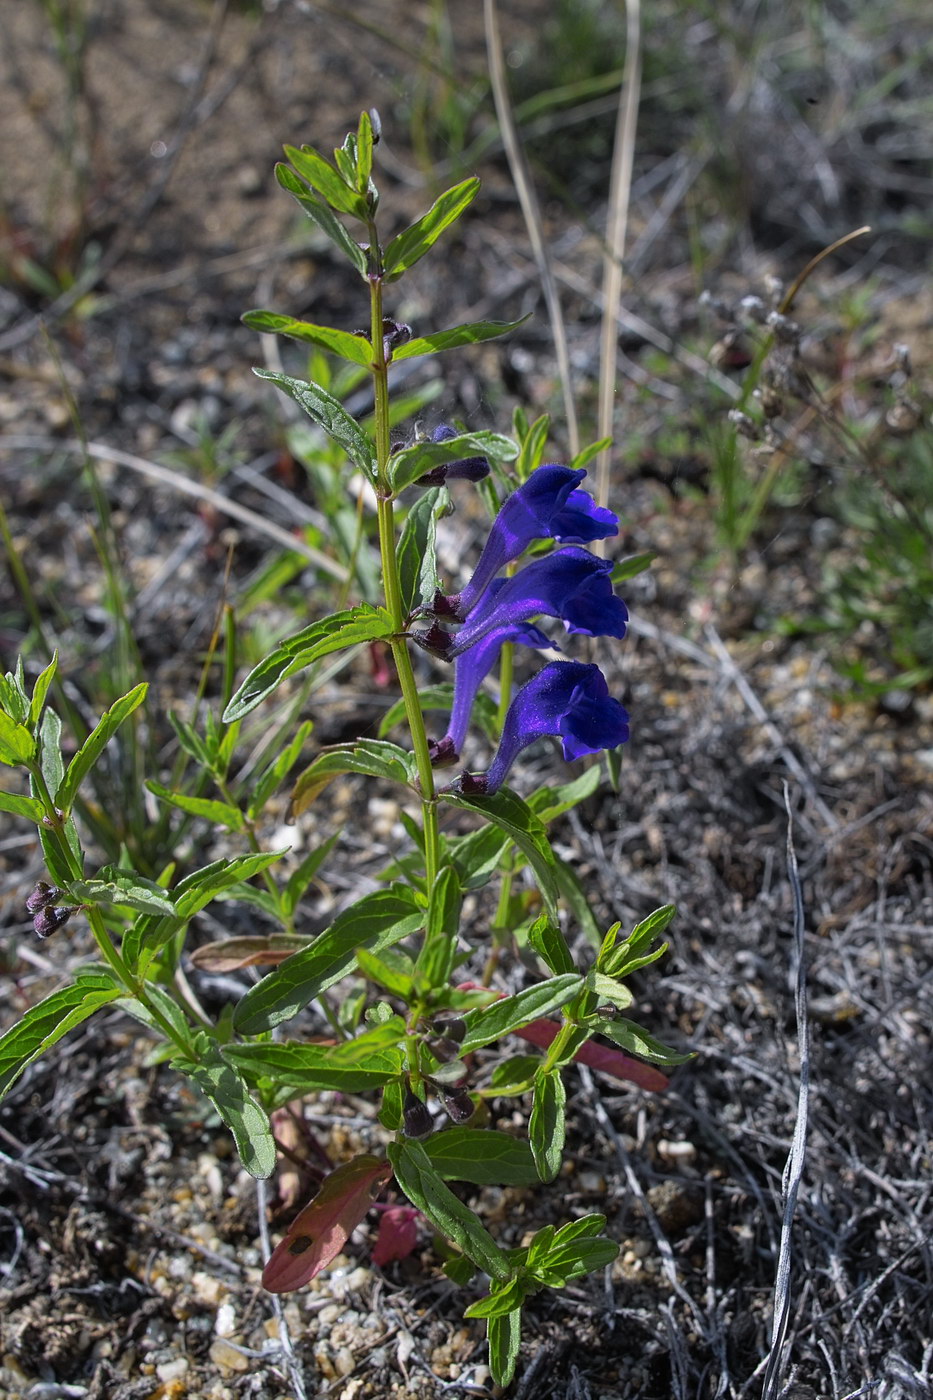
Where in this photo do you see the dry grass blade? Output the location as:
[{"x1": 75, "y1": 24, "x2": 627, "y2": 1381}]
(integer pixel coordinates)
[
  {"x1": 0, "y1": 434, "x2": 349, "y2": 582},
  {"x1": 760, "y1": 785, "x2": 812, "y2": 1400},
  {"x1": 483, "y1": 0, "x2": 579, "y2": 456},
  {"x1": 595, "y1": 0, "x2": 642, "y2": 527}
]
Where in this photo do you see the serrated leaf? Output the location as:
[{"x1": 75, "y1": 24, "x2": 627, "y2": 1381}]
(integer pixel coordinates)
[
  {"x1": 146, "y1": 782, "x2": 245, "y2": 832},
  {"x1": 383, "y1": 177, "x2": 480, "y2": 279},
  {"x1": 284, "y1": 143, "x2": 368, "y2": 218},
  {"x1": 173, "y1": 1038, "x2": 275, "y2": 1179},
  {"x1": 242, "y1": 311, "x2": 373, "y2": 367},
  {"x1": 0, "y1": 970, "x2": 122, "y2": 1101},
  {"x1": 388, "y1": 1139, "x2": 510, "y2": 1281},
  {"x1": 424, "y1": 1128, "x2": 539, "y2": 1186},
  {"x1": 0, "y1": 710, "x2": 36, "y2": 765},
  {"x1": 392, "y1": 317, "x2": 529, "y2": 362},
  {"x1": 291, "y1": 739, "x2": 414, "y2": 814},
  {"x1": 389, "y1": 431, "x2": 517, "y2": 495},
  {"x1": 55, "y1": 683, "x2": 147, "y2": 810},
  {"x1": 274, "y1": 164, "x2": 367, "y2": 274},
  {"x1": 529, "y1": 1068, "x2": 565, "y2": 1183},
  {"x1": 0, "y1": 789, "x2": 44, "y2": 820},
  {"x1": 222, "y1": 1042, "x2": 403, "y2": 1092},
  {"x1": 459, "y1": 975, "x2": 582, "y2": 1054},
  {"x1": 233, "y1": 886, "x2": 424, "y2": 1034},
  {"x1": 443, "y1": 788, "x2": 559, "y2": 918},
  {"x1": 252, "y1": 369, "x2": 376, "y2": 481},
  {"x1": 263, "y1": 1154, "x2": 393, "y2": 1292},
  {"x1": 224, "y1": 606, "x2": 393, "y2": 721}
]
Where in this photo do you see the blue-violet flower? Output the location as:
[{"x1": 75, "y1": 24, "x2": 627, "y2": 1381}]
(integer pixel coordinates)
[
  {"x1": 457, "y1": 660, "x2": 629, "y2": 795},
  {"x1": 436, "y1": 464, "x2": 618, "y2": 617}
]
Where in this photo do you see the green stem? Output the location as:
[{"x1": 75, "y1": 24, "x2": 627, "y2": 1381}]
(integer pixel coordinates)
[{"x1": 369, "y1": 267, "x2": 440, "y2": 892}]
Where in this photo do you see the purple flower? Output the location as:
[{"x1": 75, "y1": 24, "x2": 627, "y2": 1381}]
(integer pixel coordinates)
[
  {"x1": 438, "y1": 465, "x2": 618, "y2": 617},
  {"x1": 440, "y1": 547, "x2": 627, "y2": 658},
  {"x1": 416, "y1": 425, "x2": 491, "y2": 487},
  {"x1": 428, "y1": 607, "x2": 555, "y2": 765},
  {"x1": 457, "y1": 661, "x2": 629, "y2": 795}
]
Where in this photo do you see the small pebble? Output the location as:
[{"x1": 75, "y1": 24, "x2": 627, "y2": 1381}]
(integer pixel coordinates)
[{"x1": 209, "y1": 1338, "x2": 249, "y2": 1373}]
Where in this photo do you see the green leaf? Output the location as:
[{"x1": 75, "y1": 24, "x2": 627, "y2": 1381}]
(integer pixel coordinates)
[
  {"x1": 0, "y1": 970, "x2": 122, "y2": 1101},
  {"x1": 424, "y1": 1128, "x2": 539, "y2": 1186},
  {"x1": 592, "y1": 1017, "x2": 692, "y2": 1066},
  {"x1": 529, "y1": 1068, "x2": 565, "y2": 1183},
  {"x1": 355, "y1": 110, "x2": 374, "y2": 191},
  {"x1": 383, "y1": 177, "x2": 480, "y2": 279},
  {"x1": 291, "y1": 739, "x2": 415, "y2": 814},
  {"x1": 569, "y1": 436, "x2": 613, "y2": 472},
  {"x1": 222, "y1": 1042, "x2": 403, "y2": 1092},
  {"x1": 388, "y1": 1139, "x2": 510, "y2": 1281},
  {"x1": 488, "y1": 1308, "x2": 523, "y2": 1388},
  {"x1": 443, "y1": 788, "x2": 560, "y2": 918},
  {"x1": 587, "y1": 971, "x2": 634, "y2": 1009},
  {"x1": 550, "y1": 1213, "x2": 607, "y2": 1247},
  {"x1": 68, "y1": 869, "x2": 176, "y2": 916},
  {"x1": 242, "y1": 312, "x2": 373, "y2": 367},
  {"x1": 515, "y1": 412, "x2": 551, "y2": 481},
  {"x1": 528, "y1": 765, "x2": 601, "y2": 824},
  {"x1": 397, "y1": 487, "x2": 443, "y2": 616},
  {"x1": 252, "y1": 369, "x2": 376, "y2": 481},
  {"x1": 28, "y1": 654, "x2": 58, "y2": 727},
  {"x1": 611, "y1": 551, "x2": 657, "y2": 583},
  {"x1": 223, "y1": 606, "x2": 394, "y2": 721},
  {"x1": 117, "y1": 983, "x2": 196, "y2": 1051},
  {"x1": 540, "y1": 1236, "x2": 619, "y2": 1284},
  {"x1": 233, "y1": 886, "x2": 424, "y2": 1034},
  {"x1": 284, "y1": 143, "x2": 368, "y2": 218},
  {"x1": 0, "y1": 665, "x2": 29, "y2": 723},
  {"x1": 415, "y1": 862, "x2": 462, "y2": 987},
  {"x1": 0, "y1": 789, "x2": 44, "y2": 820},
  {"x1": 248, "y1": 719, "x2": 314, "y2": 821},
  {"x1": 146, "y1": 783, "x2": 245, "y2": 832},
  {"x1": 355, "y1": 947, "x2": 415, "y2": 999},
  {"x1": 379, "y1": 683, "x2": 454, "y2": 737},
  {"x1": 173, "y1": 1038, "x2": 275, "y2": 1179},
  {"x1": 123, "y1": 850, "x2": 286, "y2": 973},
  {"x1": 389, "y1": 431, "x2": 517, "y2": 495},
  {"x1": 37, "y1": 708, "x2": 64, "y2": 803},
  {"x1": 448, "y1": 821, "x2": 511, "y2": 890},
  {"x1": 274, "y1": 163, "x2": 367, "y2": 274},
  {"x1": 527, "y1": 914, "x2": 574, "y2": 976},
  {"x1": 55, "y1": 683, "x2": 147, "y2": 810},
  {"x1": 0, "y1": 710, "x2": 35, "y2": 765},
  {"x1": 391, "y1": 317, "x2": 529, "y2": 362},
  {"x1": 602, "y1": 904, "x2": 676, "y2": 976},
  {"x1": 459, "y1": 975, "x2": 582, "y2": 1053},
  {"x1": 552, "y1": 854, "x2": 603, "y2": 949},
  {"x1": 464, "y1": 1278, "x2": 528, "y2": 1319},
  {"x1": 282, "y1": 830, "x2": 340, "y2": 918}
]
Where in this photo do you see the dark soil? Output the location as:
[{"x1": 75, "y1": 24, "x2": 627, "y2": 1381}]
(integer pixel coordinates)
[{"x1": 1, "y1": 3, "x2": 932, "y2": 1399}]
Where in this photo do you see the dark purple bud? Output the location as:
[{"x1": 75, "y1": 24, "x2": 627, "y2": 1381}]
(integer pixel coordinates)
[
  {"x1": 428, "y1": 735, "x2": 458, "y2": 767},
  {"x1": 383, "y1": 319, "x2": 412, "y2": 355},
  {"x1": 441, "y1": 1088, "x2": 475, "y2": 1124},
  {"x1": 403, "y1": 1089, "x2": 434, "y2": 1140},
  {"x1": 410, "y1": 622, "x2": 454, "y2": 658},
  {"x1": 458, "y1": 660, "x2": 629, "y2": 795},
  {"x1": 431, "y1": 1015, "x2": 466, "y2": 1044},
  {"x1": 416, "y1": 426, "x2": 491, "y2": 487},
  {"x1": 447, "y1": 547, "x2": 627, "y2": 658},
  {"x1": 439, "y1": 465, "x2": 619, "y2": 618},
  {"x1": 26, "y1": 881, "x2": 61, "y2": 915},
  {"x1": 33, "y1": 905, "x2": 75, "y2": 939}
]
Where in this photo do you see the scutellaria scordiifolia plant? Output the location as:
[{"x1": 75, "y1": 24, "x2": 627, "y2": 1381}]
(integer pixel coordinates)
[{"x1": 0, "y1": 112, "x2": 689, "y2": 1386}]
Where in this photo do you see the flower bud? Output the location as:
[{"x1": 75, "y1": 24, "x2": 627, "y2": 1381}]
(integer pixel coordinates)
[
  {"x1": 26, "y1": 881, "x2": 61, "y2": 915},
  {"x1": 33, "y1": 905, "x2": 75, "y2": 939},
  {"x1": 402, "y1": 1089, "x2": 434, "y2": 1140},
  {"x1": 441, "y1": 1088, "x2": 475, "y2": 1124}
]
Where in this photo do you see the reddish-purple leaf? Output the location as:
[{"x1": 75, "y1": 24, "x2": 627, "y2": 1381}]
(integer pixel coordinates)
[
  {"x1": 372, "y1": 1205, "x2": 422, "y2": 1267},
  {"x1": 263, "y1": 1154, "x2": 393, "y2": 1292},
  {"x1": 515, "y1": 1018, "x2": 669, "y2": 1093},
  {"x1": 190, "y1": 934, "x2": 309, "y2": 972}
]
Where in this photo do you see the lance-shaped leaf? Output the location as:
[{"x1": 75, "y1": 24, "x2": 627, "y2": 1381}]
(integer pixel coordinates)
[
  {"x1": 146, "y1": 783, "x2": 245, "y2": 833},
  {"x1": 223, "y1": 606, "x2": 394, "y2": 722},
  {"x1": 459, "y1": 975, "x2": 582, "y2": 1054},
  {"x1": 529, "y1": 1068, "x2": 565, "y2": 1183},
  {"x1": 252, "y1": 369, "x2": 376, "y2": 482},
  {"x1": 512, "y1": 1017, "x2": 670, "y2": 1092},
  {"x1": 233, "y1": 886, "x2": 424, "y2": 1034},
  {"x1": 274, "y1": 163, "x2": 368, "y2": 274},
  {"x1": 383, "y1": 177, "x2": 480, "y2": 279},
  {"x1": 0, "y1": 711, "x2": 36, "y2": 765},
  {"x1": 189, "y1": 934, "x2": 311, "y2": 972},
  {"x1": 283, "y1": 143, "x2": 369, "y2": 219},
  {"x1": 590, "y1": 1016, "x2": 692, "y2": 1067},
  {"x1": 263, "y1": 1154, "x2": 393, "y2": 1293},
  {"x1": 28, "y1": 653, "x2": 58, "y2": 727},
  {"x1": 389, "y1": 431, "x2": 517, "y2": 495},
  {"x1": 242, "y1": 312, "x2": 373, "y2": 367},
  {"x1": 425, "y1": 1128, "x2": 539, "y2": 1187},
  {"x1": 291, "y1": 740, "x2": 415, "y2": 815},
  {"x1": 0, "y1": 789, "x2": 44, "y2": 820},
  {"x1": 54, "y1": 683, "x2": 147, "y2": 810},
  {"x1": 223, "y1": 1042, "x2": 404, "y2": 1093},
  {"x1": 391, "y1": 316, "x2": 529, "y2": 362},
  {"x1": 415, "y1": 862, "x2": 461, "y2": 988},
  {"x1": 173, "y1": 1038, "x2": 275, "y2": 1178},
  {"x1": 0, "y1": 969, "x2": 122, "y2": 1102},
  {"x1": 397, "y1": 487, "x2": 444, "y2": 616},
  {"x1": 442, "y1": 788, "x2": 559, "y2": 919},
  {"x1": 388, "y1": 1139, "x2": 510, "y2": 1281},
  {"x1": 488, "y1": 1307, "x2": 523, "y2": 1388}
]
